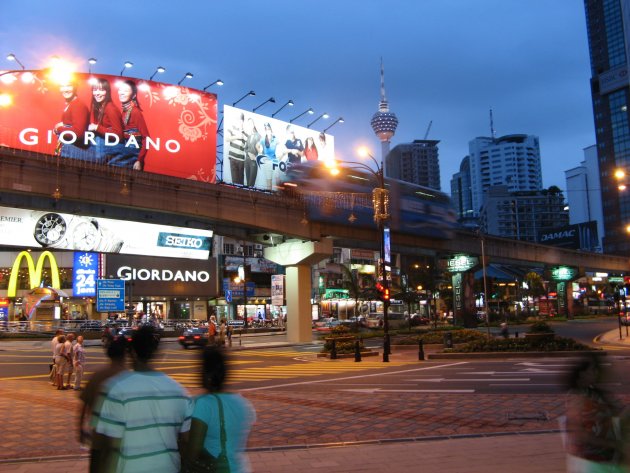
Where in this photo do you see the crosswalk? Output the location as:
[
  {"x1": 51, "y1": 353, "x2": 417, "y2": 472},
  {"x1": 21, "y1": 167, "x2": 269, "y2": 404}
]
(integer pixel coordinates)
[{"x1": 158, "y1": 350, "x2": 415, "y2": 387}]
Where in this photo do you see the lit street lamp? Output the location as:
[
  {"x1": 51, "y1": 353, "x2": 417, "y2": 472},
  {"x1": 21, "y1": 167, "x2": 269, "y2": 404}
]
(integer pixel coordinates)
[{"x1": 331, "y1": 147, "x2": 391, "y2": 362}]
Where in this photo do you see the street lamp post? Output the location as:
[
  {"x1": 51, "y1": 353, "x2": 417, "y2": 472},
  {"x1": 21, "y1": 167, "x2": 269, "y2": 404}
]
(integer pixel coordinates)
[{"x1": 332, "y1": 147, "x2": 391, "y2": 362}]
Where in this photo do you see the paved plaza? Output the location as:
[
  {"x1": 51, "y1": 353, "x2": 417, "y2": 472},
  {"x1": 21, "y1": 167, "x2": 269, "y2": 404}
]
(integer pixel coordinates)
[{"x1": 0, "y1": 328, "x2": 628, "y2": 472}]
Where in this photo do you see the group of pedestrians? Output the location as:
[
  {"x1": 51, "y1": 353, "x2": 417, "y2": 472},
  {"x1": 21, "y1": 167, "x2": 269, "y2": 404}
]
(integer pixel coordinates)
[
  {"x1": 77, "y1": 324, "x2": 255, "y2": 473},
  {"x1": 50, "y1": 329, "x2": 85, "y2": 391}
]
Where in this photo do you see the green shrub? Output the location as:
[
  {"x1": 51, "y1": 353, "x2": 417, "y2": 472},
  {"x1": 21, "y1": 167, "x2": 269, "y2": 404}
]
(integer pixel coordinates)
[
  {"x1": 528, "y1": 321, "x2": 554, "y2": 334},
  {"x1": 393, "y1": 329, "x2": 488, "y2": 345},
  {"x1": 451, "y1": 335, "x2": 592, "y2": 353}
]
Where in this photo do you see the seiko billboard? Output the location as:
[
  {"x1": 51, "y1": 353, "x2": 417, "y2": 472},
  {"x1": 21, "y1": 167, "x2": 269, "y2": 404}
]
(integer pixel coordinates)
[
  {"x1": 0, "y1": 205, "x2": 213, "y2": 259},
  {"x1": 106, "y1": 254, "x2": 217, "y2": 297}
]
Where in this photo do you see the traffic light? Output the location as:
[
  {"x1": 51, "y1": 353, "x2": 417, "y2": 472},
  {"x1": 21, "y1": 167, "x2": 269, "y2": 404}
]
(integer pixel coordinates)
[{"x1": 375, "y1": 282, "x2": 390, "y2": 302}]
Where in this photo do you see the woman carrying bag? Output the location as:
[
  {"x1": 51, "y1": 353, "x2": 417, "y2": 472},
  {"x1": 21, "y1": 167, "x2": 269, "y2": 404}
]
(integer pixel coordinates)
[{"x1": 183, "y1": 347, "x2": 256, "y2": 473}]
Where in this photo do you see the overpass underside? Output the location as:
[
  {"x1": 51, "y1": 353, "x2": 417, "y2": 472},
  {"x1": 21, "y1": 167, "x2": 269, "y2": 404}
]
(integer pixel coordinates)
[{"x1": 0, "y1": 148, "x2": 628, "y2": 273}]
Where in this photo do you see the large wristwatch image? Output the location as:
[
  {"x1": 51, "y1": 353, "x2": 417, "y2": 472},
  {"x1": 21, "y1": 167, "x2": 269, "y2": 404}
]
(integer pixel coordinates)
[{"x1": 33, "y1": 212, "x2": 123, "y2": 253}]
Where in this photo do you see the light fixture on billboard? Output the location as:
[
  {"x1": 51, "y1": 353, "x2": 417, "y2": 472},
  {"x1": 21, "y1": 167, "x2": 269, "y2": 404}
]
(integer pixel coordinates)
[
  {"x1": 203, "y1": 79, "x2": 224, "y2": 91},
  {"x1": 6, "y1": 53, "x2": 25, "y2": 70},
  {"x1": 232, "y1": 90, "x2": 255, "y2": 107},
  {"x1": 289, "y1": 108, "x2": 314, "y2": 124},
  {"x1": 120, "y1": 61, "x2": 133, "y2": 76},
  {"x1": 150, "y1": 66, "x2": 166, "y2": 81},
  {"x1": 307, "y1": 112, "x2": 329, "y2": 129},
  {"x1": 253, "y1": 97, "x2": 276, "y2": 112},
  {"x1": 271, "y1": 99, "x2": 294, "y2": 117},
  {"x1": 324, "y1": 117, "x2": 345, "y2": 133},
  {"x1": 177, "y1": 72, "x2": 193, "y2": 85},
  {"x1": 88, "y1": 58, "x2": 97, "y2": 73}
]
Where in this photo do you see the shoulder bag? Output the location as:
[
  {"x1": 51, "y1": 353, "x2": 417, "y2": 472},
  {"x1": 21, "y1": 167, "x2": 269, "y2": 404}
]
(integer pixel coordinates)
[{"x1": 182, "y1": 394, "x2": 230, "y2": 473}]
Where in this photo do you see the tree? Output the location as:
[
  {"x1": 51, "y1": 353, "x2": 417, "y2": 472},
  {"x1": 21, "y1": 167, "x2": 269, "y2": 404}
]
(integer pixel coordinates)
[{"x1": 523, "y1": 272, "x2": 545, "y2": 314}]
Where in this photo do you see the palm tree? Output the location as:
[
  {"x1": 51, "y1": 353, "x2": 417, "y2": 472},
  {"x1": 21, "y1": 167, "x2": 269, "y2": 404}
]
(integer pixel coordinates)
[{"x1": 524, "y1": 272, "x2": 545, "y2": 314}]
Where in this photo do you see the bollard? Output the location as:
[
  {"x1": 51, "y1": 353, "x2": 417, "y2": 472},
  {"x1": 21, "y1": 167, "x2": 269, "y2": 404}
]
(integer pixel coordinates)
[
  {"x1": 330, "y1": 339, "x2": 337, "y2": 360},
  {"x1": 515, "y1": 331, "x2": 518, "y2": 338},
  {"x1": 443, "y1": 332, "x2": 453, "y2": 349},
  {"x1": 418, "y1": 339, "x2": 425, "y2": 361},
  {"x1": 354, "y1": 340, "x2": 362, "y2": 362},
  {"x1": 383, "y1": 334, "x2": 390, "y2": 362}
]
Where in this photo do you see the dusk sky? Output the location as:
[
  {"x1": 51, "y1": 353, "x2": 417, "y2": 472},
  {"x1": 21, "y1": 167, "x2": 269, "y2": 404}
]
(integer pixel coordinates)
[{"x1": 1, "y1": 0, "x2": 594, "y2": 192}]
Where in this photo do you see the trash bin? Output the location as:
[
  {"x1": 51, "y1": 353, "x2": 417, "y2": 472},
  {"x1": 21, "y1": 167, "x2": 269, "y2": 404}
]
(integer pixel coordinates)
[{"x1": 443, "y1": 332, "x2": 453, "y2": 349}]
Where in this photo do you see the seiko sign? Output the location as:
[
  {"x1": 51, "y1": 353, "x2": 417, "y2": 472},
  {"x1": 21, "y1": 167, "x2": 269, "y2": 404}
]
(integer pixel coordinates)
[{"x1": 117, "y1": 266, "x2": 210, "y2": 282}]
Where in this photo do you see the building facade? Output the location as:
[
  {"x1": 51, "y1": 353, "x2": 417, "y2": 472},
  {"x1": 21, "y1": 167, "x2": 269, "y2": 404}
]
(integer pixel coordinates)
[
  {"x1": 565, "y1": 145, "x2": 605, "y2": 251},
  {"x1": 584, "y1": 0, "x2": 630, "y2": 254},
  {"x1": 450, "y1": 155, "x2": 476, "y2": 227},
  {"x1": 468, "y1": 135, "x2": 543, "y2": 218},
  {"x1": 386, "y1": 140, "x2": 441, "y2": 190},
  {"x1": 480, "y1": 185, "x2": 569, "y2": 242}
]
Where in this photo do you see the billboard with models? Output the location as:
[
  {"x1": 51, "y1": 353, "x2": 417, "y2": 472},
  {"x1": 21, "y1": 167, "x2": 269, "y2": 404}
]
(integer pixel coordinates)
[
  {"x1": 222, "y1": 105, "x2": 335, "y2": 190},
  {"x1": 0, "y1": 70, "x2": 217, "y2": 182}
]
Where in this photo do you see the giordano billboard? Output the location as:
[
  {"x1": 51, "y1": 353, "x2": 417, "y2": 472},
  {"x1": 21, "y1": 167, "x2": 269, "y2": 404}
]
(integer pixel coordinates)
[{"x1": 0, "y1": 70, "x2": 217, "y2": 182}]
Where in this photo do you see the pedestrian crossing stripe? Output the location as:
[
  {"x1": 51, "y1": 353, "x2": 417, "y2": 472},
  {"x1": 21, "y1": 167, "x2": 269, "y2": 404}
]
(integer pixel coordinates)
[{"x1": 169, "y1": 360, "x2": 414, "y2": 386}]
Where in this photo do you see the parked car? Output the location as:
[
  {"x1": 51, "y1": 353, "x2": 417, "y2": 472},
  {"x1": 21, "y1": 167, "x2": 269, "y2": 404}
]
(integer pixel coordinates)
[
  {"x1": 620, "y1": 314, "x2": 630, "y2": 326},
  {"x1": 410, "y1": 314, "x2": 430, "y2": 326},
  {"x1": 178, "y1": 327, "x2": 209, "y2": 348}
]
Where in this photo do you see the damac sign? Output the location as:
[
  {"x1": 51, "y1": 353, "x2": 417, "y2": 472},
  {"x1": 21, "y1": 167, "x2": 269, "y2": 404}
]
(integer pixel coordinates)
[
  {"x1": 8, "y1": 251, "x2": 61, "y2": 297},
  {"x1": 117, "y1": 266, "x2": 210, "y2": 282}
]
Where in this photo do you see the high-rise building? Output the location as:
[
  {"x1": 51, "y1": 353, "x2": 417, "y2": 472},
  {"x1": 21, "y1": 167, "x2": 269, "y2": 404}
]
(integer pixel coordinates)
[
  {"x1": 450, "y1": 156, "x2": 476, "y2": 227},
  {"x1": 385, "y1": 140, "x2": 441, "y2": 190},
  {"x1": 480, "y1": 185, "x2": 569, "y2": 242},
  {"x1": 370, "y1": 60, "x2": 398, "y2": 165},
  {"x1": 583, "y1": 0, "x2": 630, "y2": 255},
  {"x1": 468, "y1": 134, "x2": 543, "y2": 217},
  {"x1": 565, "y1": 145, "x2": 605, "y2": 251}
]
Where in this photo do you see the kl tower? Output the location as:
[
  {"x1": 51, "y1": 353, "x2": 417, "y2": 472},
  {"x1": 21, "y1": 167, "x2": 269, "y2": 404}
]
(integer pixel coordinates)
[{"x1": 370, "y1": 59, "x2": 398, "y2": 176}]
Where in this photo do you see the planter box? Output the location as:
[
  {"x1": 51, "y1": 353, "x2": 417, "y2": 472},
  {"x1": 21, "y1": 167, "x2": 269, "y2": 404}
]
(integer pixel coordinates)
[{"x1": 524, "y1": 332, "x2": 554, "y2": 342}]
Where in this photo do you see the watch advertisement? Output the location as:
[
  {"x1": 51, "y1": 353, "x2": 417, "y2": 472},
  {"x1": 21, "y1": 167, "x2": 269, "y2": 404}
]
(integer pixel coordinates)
[
  {"x1": 0, "y1": 205, "x2": 213, "y2": 259},
  {"x1": 0, "y1": 70, "x2": 217, "y2": 182}
]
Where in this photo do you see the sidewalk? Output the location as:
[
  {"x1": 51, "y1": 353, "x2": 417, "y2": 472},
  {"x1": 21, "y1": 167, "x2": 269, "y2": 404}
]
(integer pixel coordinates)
[{"x1": 0, "y1": 432, "x2": 566, "y2": 473}]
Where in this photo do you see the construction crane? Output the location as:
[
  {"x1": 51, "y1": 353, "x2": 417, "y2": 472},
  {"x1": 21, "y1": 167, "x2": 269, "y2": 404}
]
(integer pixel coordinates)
[{"x1": 423, "y1": 120, "x2": 432, "y2": 140}]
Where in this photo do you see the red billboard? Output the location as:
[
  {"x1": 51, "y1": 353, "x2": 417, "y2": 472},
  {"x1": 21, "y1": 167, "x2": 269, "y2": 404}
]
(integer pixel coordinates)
[{"x1": 0, "y1": 70, "x2": 217, "y2": 182}]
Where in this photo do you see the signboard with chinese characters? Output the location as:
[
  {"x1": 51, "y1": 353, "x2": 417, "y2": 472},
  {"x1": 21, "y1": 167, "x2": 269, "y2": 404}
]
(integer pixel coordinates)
[{"x1": 271, "y1": 274, "x2": 285, "y2": 306}]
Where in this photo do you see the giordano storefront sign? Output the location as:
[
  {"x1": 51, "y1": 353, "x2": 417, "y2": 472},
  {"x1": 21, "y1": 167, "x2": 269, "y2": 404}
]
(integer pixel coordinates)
[{"x1": 8, "y1": 251, "x2": 61, "y2": 297}]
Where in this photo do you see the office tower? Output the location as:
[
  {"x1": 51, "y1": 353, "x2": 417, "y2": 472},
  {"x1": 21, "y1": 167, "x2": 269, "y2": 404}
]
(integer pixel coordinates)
[
  {"x1": 386, "y1": 140, "x2": 441, "y2": 190},
  {"x1": 565, "y1": 145, "x2": 604, "y2": 251},
  {"x1": 450, "y1": 156, "x2": 476, "y2": 227},
  {"x1": 584, "y1": 0, "x2": 630, "y2": 254},
  {"x1": 468, "y1": 134, "x2": 543, "y2": 217}
]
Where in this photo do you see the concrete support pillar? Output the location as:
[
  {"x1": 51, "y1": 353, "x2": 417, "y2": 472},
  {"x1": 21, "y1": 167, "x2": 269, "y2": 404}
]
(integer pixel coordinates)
[
  {"x1": 285, "y1": 265, "x2": 313, "y2": 343},
  {"x1": 264, "y1": 239, "x2": 333, "y2": 343}
]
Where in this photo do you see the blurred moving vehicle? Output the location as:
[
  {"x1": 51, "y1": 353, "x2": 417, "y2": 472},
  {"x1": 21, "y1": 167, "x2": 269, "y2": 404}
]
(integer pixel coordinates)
[
  {"x1": 279, "y1": 162, "x2": 458, "y2": 240},
  {"x1": 178, "y1": 327, "x2": 209, "y2": 348}
]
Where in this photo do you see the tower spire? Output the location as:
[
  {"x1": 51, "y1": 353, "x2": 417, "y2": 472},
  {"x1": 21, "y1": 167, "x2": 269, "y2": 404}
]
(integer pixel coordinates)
[
  {"x1": 371, "y1": 59, "x2": 398, "y2": 143},
  {"x1": 379, "y1": 57, "x2": 389, "y2": 112}
]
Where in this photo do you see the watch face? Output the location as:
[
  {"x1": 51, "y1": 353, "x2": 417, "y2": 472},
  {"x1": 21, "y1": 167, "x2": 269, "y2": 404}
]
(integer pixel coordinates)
[
  {"x1": 72, "y1": 220, "x2": 101, "y2": 251},
  {"x1": 34, "y1": 213, "x2": 67, "y2": 246}
]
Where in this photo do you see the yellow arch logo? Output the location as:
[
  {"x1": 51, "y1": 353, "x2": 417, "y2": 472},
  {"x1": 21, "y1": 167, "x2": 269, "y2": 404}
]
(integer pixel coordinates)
[{"x1": 7, "y1": 251, "x2": 61, "y2": 297}]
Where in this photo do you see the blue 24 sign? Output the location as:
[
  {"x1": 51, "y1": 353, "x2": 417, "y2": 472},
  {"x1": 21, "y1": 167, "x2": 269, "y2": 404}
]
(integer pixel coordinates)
[{"x1": 73, "y1": 252, "x2": 98, "y2": 297}]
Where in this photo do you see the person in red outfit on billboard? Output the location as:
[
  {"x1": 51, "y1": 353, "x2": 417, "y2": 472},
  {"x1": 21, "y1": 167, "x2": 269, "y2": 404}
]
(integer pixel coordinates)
[
  {"x1": 109, "y1": 80, "x2": 150, "y2": 170},
  {"x1": 87, "y1": 78, "x2": 124, "y2": 164},
  {"x1": 54, "y1": 80, "x2": 91, "y2": 160}
]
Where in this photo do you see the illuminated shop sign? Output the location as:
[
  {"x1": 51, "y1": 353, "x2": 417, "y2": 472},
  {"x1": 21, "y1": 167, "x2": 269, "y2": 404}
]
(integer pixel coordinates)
[
  {"x1": 73, "y1": 252, "x2": 98, "y2": 297},
  {"x1": 550, "y1": 266, "x2": 577, "y2": 281},
  {"x1": 106, "y1": 254, "x2": 217, "y2": 297},
  {"x1": 0, "y1": 206, "x2": 213, "y2": 259},
  {"x1": 445, "y1": 254, "x2": 478, "y2": 273},
  {"x1": 8, "y1": 251, "x2": 61, "y2": 297},
  {"x1": 0, "y1": 71, "x2": 217, "y2": 182},
  {"x1": 222, "y1": 105, "x2": 335, "y2": 190}
]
